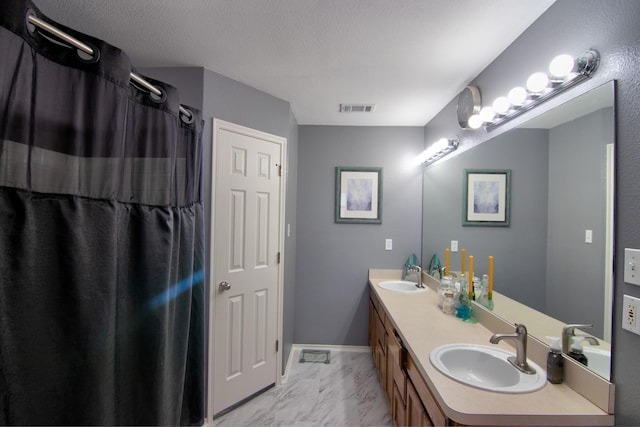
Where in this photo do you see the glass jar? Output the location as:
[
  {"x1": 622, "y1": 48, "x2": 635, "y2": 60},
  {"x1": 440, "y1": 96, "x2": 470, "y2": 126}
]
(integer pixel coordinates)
[
  {"x1": 442, "y1": 289, "x2": 456, "y2": 314},
  {"x1": 477, "y1": 274, "x2": 489, "y2": 307},
  {"x1": 473, "y1": 276, "x2": 481, "y2": 301},
  {"x1": 437, "y1": 275, "x2": 453, "y2": 308}
]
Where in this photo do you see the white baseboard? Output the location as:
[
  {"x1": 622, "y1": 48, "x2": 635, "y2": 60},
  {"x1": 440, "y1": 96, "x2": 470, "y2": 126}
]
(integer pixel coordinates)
[{"x1": 281, "y1": 343, "x2": 371, "y2": 383}]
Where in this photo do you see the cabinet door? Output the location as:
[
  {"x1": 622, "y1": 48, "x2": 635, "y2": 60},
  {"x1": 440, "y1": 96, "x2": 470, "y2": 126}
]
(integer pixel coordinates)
[
  {"x1": 407, "y1": 355, "x2": 447, "y2": 427},
  {"x1": 376, "y1": 309, "x2": 387, "y2": 352},
  {"x1": 386, "y1": 342, "x2": 394, "y2": 401},
  {"x1": 387, "y1": 331, "x2": 407, "y2": 403},
  {"x1": 392, "y1": 383, "x2": 407, "y2": 427},
  {"x1": 406, "y1": 379, "x2": 432, "y2": 427},
  {"x1": 369, "y1": 300, "x2": 376, "y2": 351},
  {"x1": 375, "y1": 341, "x2": 387, "y2": 393}
]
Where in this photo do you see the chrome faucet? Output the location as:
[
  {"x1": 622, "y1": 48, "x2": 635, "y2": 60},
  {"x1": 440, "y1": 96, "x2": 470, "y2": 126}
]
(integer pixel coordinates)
[
  {"x1": 490, "y1": 323, "x2": 537, "y2": 375},
  {"x1": 562, "y1": 324, "x2": 600, "y2": 354},
  {"x1": 440, "y1": 265, "x2": 448, "y2": 277},
  {"x1": 407, "y1": 264, "x2": 423, "y2": 288}
]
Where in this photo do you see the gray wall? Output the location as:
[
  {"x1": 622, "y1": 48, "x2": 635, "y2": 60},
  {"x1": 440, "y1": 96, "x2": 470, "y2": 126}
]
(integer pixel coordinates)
[
  {"x1": 545, "y1": 108, "x2": 613, "y2": 337},
  {"x1": 421, "y1": 1, "x2": 640, "y2": 423},
  {"x1": 140, "y1": 67, "x2": 299, "y2": 373},
  {"x1": 296, "y1": 126, "x2": 424, "y2": 345},
  {"x1": 422, "y1": 129, "x2": 549, "y2": 311},
  {"x1": 138, "y1": 67, "x2": 204, "y2": 111}
]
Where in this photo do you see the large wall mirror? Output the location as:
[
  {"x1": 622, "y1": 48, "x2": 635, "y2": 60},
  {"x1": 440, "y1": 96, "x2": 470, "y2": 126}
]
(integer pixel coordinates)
[{"x1": 422, "y1": 80, "x2": 615, "y2": 379}]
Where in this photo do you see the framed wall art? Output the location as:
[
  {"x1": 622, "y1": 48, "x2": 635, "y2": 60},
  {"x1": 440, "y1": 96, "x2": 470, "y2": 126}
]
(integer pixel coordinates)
[
  {"x1": 335, "y1": 167, "x2": 383, "y2": 224},
  {"x1": 463, "y1": 169, "x2": 511, "y2": 227}
]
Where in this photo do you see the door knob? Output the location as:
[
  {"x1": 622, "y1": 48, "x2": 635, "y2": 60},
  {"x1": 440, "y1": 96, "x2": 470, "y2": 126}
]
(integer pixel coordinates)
[{"x1": 219, "y1": 281, "x2": 231, "y2": 291}]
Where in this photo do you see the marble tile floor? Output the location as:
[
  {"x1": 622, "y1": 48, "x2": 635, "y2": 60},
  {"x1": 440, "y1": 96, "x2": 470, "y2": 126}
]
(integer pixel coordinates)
[{"x1": 213, "y1": 347, "x2": 393, "y2": 427}]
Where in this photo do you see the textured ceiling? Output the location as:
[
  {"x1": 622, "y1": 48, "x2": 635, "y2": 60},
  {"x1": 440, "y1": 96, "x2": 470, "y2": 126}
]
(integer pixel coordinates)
[{"x1": 33, "y1": 0, "x2": 556, "y2": 126}]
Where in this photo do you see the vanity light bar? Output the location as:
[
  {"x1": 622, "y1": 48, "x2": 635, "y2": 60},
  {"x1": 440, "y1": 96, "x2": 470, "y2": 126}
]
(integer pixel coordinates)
[
  {"x1": 415, "y1": 137, "x2": 460, "y2": 166},
  {"x1": 470, "y1": 49, "x2": 600, "y2": 131}
]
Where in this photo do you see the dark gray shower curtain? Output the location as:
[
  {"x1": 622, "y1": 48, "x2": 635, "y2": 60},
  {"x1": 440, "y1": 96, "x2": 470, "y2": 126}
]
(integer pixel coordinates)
[{"x1": 0, "y1": 1, "x2": 205, "y2": 425}]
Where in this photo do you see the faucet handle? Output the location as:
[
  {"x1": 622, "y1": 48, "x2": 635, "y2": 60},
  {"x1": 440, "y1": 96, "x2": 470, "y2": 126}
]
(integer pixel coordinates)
[
  {"x1": 561, "y1": 324, "x2": 593, "y2": 353},
  {"x1": 407, "y1": 264, "x2": 421, "y2": 272},
  {"x1": 513, "y1": 323, "x2": 529, "y2": 338}
]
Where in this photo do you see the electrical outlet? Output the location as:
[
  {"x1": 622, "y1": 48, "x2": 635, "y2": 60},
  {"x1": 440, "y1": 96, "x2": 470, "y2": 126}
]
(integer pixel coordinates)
[
  {"x1": 451, "y1": 240, "x2": 458, "y2": 252},
  {"x1": 622, "y1": 295, "x2": 640, "y2": 335}
]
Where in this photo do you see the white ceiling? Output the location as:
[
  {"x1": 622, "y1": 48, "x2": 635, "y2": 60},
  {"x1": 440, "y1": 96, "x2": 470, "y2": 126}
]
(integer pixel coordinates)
[{"x1": 33, "y1": 0, "x2": 556, "y2": 126}]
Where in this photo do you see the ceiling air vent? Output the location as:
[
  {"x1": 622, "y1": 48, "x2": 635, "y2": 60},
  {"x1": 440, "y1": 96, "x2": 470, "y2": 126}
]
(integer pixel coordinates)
[{"x1": 339, "y1": 104, "x2": 376, "y2": 113}]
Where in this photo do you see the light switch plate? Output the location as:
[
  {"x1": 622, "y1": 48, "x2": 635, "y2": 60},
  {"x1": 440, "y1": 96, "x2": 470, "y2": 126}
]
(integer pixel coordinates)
[
  {"x1": 385, "y1": 239, "x2": 392, "y2": 251},
  {"x1": 585, "y1": 229, "x2": 593, "y2": 243},
  {"x1": 624, "y1": 248, "x2": 640, "y2": 286}
]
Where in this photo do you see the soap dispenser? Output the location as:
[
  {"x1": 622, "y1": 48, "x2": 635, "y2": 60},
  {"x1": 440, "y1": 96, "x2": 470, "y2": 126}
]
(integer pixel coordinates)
[
  {"x1": 546, "y1": 338, "x2": 563, "y2": 384},
  {"x1": 568, "y1": 337, "x2": 589, "y2": 366}
]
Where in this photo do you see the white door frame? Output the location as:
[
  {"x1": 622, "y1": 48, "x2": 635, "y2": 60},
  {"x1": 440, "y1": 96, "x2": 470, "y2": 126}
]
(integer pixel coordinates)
[
  {"x1": 603, "y1": 143, "x2": 614, "y2": 343},
  {"x1": 207, "y1": 118, "x2": 286, "y2": 420}
]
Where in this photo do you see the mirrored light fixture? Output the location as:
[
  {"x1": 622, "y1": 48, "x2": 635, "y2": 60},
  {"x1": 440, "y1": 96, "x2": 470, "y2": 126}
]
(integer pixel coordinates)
[
  {"x1": 526, "y1": 72, "x2": 550, "y2": 94},
  {"x1": 414, "y1": 137, "x2": 460, "y2": 166},
  {"x1": 467, "y1": 49, "x2": 600, "y2": 131},
  {"x1": 507, "y1": 87, "x2": 528, "y2": 107},
  {"x1": 493, "y1": 96, "x2": 511, "y2": 115}
]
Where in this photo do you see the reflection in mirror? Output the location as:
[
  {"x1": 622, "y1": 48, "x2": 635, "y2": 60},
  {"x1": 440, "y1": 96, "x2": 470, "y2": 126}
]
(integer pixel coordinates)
[{"x1": 422, "y1": 81, "x2": 614, "y2": 379}]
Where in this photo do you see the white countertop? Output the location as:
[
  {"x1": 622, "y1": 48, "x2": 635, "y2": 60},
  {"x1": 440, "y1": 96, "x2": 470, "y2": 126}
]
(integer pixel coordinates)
[{"x1": 369, "y1": 269, "x2": 614, "y2": 426}]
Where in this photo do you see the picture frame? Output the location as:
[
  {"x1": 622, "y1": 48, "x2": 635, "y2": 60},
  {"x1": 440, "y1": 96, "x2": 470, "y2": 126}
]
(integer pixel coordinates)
[
  {"x1": 463, "y1": 169, "x2": 511, "y2": 227},
  {"x1": 335, "y1": 167, "x2": 383, "y2": 224}
]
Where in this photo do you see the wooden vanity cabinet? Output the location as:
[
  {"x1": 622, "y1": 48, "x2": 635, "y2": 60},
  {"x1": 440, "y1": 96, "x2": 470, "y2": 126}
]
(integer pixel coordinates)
[{"x1": 370, "y1": 291, "x2": 451, "y2": 427}]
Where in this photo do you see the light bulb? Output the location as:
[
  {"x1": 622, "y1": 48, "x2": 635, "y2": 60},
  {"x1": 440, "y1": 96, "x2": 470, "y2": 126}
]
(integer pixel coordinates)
[
  {"x1": 479, "y1": 106, "x2": 496, "y2": 123},
  {"x1": 434, "y1": 138, "x2": 449, "y2": 151},
  {"x1": 507, "y1": 87, "x2": 528, "y2": 106},
  {"x1": 425, "y1": 145, "x2": 438, "y2": 159},
  {"x1": 467, "y1": 114, "x2": 483, "y2": 129},
  {"x1": 413, "y1": 149, "x2": 429, "y2": 166},
  {"x1": 526, "y1": 72, "x2": 549, "y2": 93},
  {"x1": 493, "y1": 96, "x2": 511, "y2": 115},
  {"x1": 549, "y1": 54, "x2": 575, "y2": 78}
]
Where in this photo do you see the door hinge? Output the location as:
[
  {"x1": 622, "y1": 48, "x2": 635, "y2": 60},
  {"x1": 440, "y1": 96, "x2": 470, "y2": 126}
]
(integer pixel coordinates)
[
  {"x1": 278, "y1": 165, "x2": 283, "y2": 177},
  {"x1": 276, "y1": 340, "x2": 279, "y2": 352},
  {"x1": 277, "y1": 252, "x2": 281, "y2": 264}
]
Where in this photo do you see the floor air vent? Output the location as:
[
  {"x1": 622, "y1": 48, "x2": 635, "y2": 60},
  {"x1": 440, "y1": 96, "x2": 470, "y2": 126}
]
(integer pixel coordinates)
[
  {"x1": 299, "y1": 349, "x2": 330, "y2": 364},
  {"x1": 339, "y1": 104, "x2": 376, "y2": 113}
]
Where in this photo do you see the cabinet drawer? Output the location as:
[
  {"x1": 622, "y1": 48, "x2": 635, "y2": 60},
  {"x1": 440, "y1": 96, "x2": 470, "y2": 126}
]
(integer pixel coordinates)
[{"x1": 407, "y1": 354, "x2": 447, "y2": 427}]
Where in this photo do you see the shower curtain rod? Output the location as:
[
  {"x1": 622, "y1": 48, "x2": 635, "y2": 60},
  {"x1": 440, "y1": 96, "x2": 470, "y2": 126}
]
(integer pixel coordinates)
[{"x1": 27, "y1": 14, "x2": 193, "y2": 120}]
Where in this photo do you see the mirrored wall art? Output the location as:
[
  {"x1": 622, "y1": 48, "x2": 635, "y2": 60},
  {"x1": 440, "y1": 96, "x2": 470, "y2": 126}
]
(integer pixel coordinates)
[{"x1": 463, "y1": 169, "x2": 511, "y2": 227}]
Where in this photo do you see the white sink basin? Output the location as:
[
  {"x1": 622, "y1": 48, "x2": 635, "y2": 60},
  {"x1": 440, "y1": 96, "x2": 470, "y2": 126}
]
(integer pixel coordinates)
[
  {"x1": 378, "y1": 280, "x2": 428, "y2": 293},
  {"x1": 430, "y1": 344, "x2": 546, "y2": 393},
  {"x1": 582, "y1": 347, "x2": 611, "y2": 380}
]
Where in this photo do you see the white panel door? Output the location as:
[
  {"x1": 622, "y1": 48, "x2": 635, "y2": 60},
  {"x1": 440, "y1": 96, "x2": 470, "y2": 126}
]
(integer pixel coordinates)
[{"x1": 210, "y1": 120, "x2": 284, "y2": 415}]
